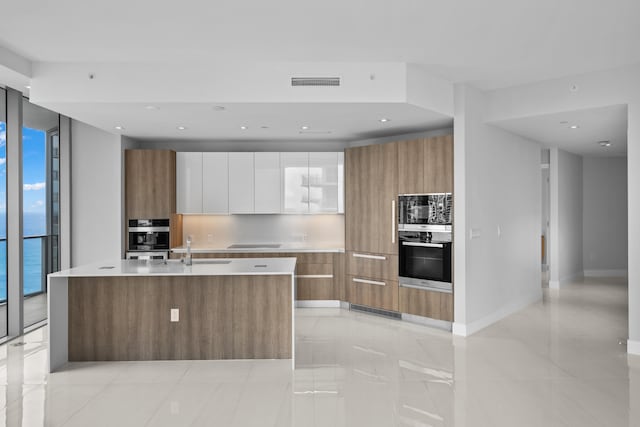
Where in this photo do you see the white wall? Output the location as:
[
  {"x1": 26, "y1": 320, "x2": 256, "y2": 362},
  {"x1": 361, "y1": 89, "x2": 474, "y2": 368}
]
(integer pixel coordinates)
[
  {"x1": 453, "y1": 85, "x2": 542, "y2": 336},
  {"x1": 583, "y1": 157, "x2": 628, "y2": 276},
  {"x1": 552, "y1": 149, "x2": 584, "y2": 286},
  {"x1": 71, "y1": 121, "x2": 123, "y2": 266}
]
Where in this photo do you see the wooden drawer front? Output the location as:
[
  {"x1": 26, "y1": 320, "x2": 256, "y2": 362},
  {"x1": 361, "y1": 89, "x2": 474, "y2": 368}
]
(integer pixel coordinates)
[
  {"x1": 348, "y1": 275, "x2": 398, "y2": 312},
  {"x1": 192, "y1": 252, "x2": 334, "y2": 263},
  {"x1": 347, "y1": 252, "x2": 398, "y2": 281},
  {"x1": 399, "y1": 286, "x2": 453, "y2": 321},
  {"x1": 296, "y1": 263, "x2": 333, "y2": 276},
  {"x1": 296, "y1": 277, "x2": 335, "y2": 300}
]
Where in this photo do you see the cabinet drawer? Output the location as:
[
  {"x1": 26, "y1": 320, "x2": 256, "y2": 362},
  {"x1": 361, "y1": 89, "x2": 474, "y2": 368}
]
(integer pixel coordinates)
[
  {"x1": 347, "y1": 252, "x2": 398, "y2": 281},
  {"x1": 347, "y1": 275, "x2": 398, "y2": 312},
  {"x1": 296, "y1": 277, "x2": 335, "y2": 301},
  {"x1": 296, "y1": 263, "x2": 333, "y2": 276},
  {"x1": 399, "y1": 286, "x2": 453, "y2": 321}
]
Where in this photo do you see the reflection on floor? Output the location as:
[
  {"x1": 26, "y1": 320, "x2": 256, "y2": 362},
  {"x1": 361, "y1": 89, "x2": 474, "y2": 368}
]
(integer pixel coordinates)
[
  {"x1": 0, "y1": 293, "x2": 47, "y2": 337},
  {"x1": 0, "y1": 277, "x2": 637, "y2": 426}
]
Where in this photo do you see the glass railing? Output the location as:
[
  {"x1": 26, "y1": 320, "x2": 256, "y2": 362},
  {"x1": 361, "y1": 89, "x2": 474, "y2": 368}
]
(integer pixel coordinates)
[
  {"x1": 0, "y1": 236, "x2": 48, "y2": 303},
  {"x1": 24, "y1": 236, "x2": 47, "y2": 297}
]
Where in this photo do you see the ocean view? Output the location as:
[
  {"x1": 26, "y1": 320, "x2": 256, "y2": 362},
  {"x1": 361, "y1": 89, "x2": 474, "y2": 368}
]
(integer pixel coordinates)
[{"x1": 0, "y1": 212, "x2": 48, "y2": 301}]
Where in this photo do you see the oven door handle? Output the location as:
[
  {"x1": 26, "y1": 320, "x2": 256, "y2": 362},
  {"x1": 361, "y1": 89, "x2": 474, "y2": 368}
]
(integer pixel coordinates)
[{"x1": 401, "y1": 242, "x2": 444, "y2": 248}]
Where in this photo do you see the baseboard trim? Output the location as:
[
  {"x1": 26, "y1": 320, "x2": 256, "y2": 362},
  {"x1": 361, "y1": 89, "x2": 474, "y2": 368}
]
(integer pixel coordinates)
[
  {"x1": 452, "y1": 290, "x2": 542, "y2": 337},
  {"x1": 549, "y1": 272, "x2": 584, "y2": 289},
  {"x1": 295, "y1": 300, "x2": 341, "y2": 308},
  {"x1": 584, "y1": 269, "x2": 628, "y2": 278},
  {"x1": 401, "y1": 313, "x2": 452, "y2": 331},
  {"x1": 628, "y1": 339, "x2": 640, "y2": 355}
]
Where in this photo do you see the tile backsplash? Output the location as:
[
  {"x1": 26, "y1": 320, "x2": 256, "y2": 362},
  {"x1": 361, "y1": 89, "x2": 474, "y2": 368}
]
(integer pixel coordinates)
[{"x1": 180, "y1": 214, "x2": 345, "y2": 248}]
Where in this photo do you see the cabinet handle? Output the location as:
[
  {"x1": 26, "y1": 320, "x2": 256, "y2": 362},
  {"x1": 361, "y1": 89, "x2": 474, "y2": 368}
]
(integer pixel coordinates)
[
  {"x1": 295, "y1": 275, "x2": 334, "y2": 279},
  {"x1": 353, "y1": 277, "x2": 386, "y2": 287},
  {"x1": 391, "y1": 199, "x2": 396, "y2": 244},
  {"x1": 353, "y1": 253, "x2": 386, "y2": 260}
]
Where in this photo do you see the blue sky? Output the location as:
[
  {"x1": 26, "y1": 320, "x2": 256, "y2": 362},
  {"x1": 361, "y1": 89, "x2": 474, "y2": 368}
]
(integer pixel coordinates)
[{"x1": 0, "y1": 122, "x2": 47, "y2": 215}]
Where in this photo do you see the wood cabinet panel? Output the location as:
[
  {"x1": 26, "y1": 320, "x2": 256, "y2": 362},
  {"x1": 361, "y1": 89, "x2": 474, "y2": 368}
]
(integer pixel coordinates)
[
  {"x1": 68, "y1": 274, "x2": 291, "y2": 361},
  {"x1": 126, "y1": 150, "x2": 176, "y2": 219},
  {"x1": 397, "y1": 139, "x2": 424, "y2": 194},
  {"x1": 346, "y1": 252, "x2": 398, "y2": 281},
  {"x1": 296, "y1": 263, "x2": 333, "y2": 276},
  {"x1": 333, "y1": 252, "x2": 346, "y2": 301},
  {"x1": 347, "y1": 275, "x2": 398, "y2": 312},
  {"x1": 399, "y1": 286, "x2": 453, "y2": 321},
  {"x1": 439, "y1": 292, "x2": 454, "y2": 322},
  {"x1": 345, "y1": 143, "x2": 397, "y2": 255},
  {"x1": 296, "y1": 277, "x2": 335, "y2": 300},
  {"x1": 424, "y1": 135, "x2": 453, "y2": 193}
]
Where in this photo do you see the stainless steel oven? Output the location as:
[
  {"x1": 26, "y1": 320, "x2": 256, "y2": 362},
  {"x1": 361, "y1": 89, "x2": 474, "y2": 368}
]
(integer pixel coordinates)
[
  {"x1": 127, "y1": 219, "x2": 170, "y2": 252},
  {"x1": 398, "y1": 193, "x2": 452, "y2": 230},
  {"x1": 398, "y1": 228, "x2": 452, "y2": 293}
]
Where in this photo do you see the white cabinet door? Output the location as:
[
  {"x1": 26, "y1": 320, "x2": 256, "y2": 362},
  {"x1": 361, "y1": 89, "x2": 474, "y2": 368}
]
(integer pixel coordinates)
[
  {"x1": 203, "y1": 152, "x2": 229, "y2": 214},
  {"x1": 228, "y1": 152, "x2": 254, "y2": 213},
  {"x1": 176, "y1": 152, "x2": 203, "y2": 213},
  {"x1": 254, "y1": 152, "x2": 281, "y2": 213},
  {"x1": 281, "y1": 152, "x2": 309, "y2": 213},
  {"x1": 309, "y1": 152, "x2": 339, "y2": 213}
]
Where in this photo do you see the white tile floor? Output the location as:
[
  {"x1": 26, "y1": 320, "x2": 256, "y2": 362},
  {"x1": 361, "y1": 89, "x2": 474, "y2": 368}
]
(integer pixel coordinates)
[{"x1": 0, "y1": 276, "x2": 638, "y2": 426}]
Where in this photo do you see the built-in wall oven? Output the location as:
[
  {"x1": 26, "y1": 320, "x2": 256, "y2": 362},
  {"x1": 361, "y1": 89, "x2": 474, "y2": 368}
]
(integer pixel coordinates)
[
  {"x1": 398, "y1": 193, "x2": 453, "y2": 293},
  {"x1": 127, "y1": 219, "x2": 170, "y2": 259}
]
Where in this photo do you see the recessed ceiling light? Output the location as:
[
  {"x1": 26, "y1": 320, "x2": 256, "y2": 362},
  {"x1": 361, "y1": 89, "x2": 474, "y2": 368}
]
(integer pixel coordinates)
[
  {"x1": 261, "y1": 126, "x2": 269, "y2": 129},
  {"x1": 240, "y1": 126, "x2": 248, "y2": 130},
  {"x1": 301, "y1": 125, "x2": 310, "y2": 130},
  {"x1": 25, "y1": 85, "x2": 31, "y2": 89},
  {"x1": 144, "y1": 105, "x2": 158, "y2": 110},
  {"x1": 114, "y1": 126, "x2": 125, "y2": 130},
  {"x1": 212, "y1": 106, "x2": 226, "y2": 111},
  {"x1": 379, "y1": 118, "x2": 391, "y2": 123},
  {"x1": 598, "y1": 141, "x2": 612, "y2": 147},
  {"x1": 559, "y1": 121, "x2": 568, "y2": 124},
  {"x1": 176, "y1": 126, "x2": 187, "y2": 130},
  {"x1": 570, "y1": 125, "x2": 579, "y2": 129}
]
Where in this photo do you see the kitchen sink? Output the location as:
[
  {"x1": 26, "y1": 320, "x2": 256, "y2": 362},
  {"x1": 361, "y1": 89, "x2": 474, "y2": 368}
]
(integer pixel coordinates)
[{"x1": 227, "y1": 243, "x2": 281, "y2": 249}]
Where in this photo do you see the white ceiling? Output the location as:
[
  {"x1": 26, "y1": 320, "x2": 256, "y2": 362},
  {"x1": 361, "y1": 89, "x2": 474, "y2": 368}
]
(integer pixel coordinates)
[
  {"x1": 2, "y1": 1, "x2": 639, "y2": 141},
  {"x1": 492, "y1": 104, "x2": 628, "y2": 157},
  {"x1": 2, "y1": 0, "x2": 640, "y2": 90},
  {"x1": 59, "y1": 102, "x2": 452, "y2": 141}
]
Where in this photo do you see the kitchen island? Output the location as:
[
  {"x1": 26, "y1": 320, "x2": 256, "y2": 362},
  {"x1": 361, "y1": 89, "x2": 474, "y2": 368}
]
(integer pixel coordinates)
[{"x1": 47, "y1": 257, "x2": 296, "y2": 373}]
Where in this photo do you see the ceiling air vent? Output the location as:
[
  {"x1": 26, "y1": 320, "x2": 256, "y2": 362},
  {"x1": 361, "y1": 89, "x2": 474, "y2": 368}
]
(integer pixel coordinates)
[{"x1": 291, "y1": 77, "x2": 340, "y2": 87}]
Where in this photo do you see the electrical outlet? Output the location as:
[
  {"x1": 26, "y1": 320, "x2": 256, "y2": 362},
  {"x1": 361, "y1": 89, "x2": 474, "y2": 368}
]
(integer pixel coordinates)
[{"x1": 170, "y1": 308, "x2": 179, "y2": 322}]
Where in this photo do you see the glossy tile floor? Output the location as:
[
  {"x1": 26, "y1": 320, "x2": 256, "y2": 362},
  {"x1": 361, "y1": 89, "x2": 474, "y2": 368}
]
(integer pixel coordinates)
[{"x1": 0, "y1": 276, "x2": 638, "y2": 426}]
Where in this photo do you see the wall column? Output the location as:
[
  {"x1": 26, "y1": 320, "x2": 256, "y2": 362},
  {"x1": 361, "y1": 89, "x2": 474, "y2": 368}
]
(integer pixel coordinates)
[
  {"x1": 628, "y1": 103, "x2": 640, "y2": 355},
  {"x1": 6, "y1": 88, "x2": 23, "y2": 338}
]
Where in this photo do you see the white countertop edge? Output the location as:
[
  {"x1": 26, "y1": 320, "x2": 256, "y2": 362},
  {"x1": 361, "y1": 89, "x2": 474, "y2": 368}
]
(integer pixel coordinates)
[
  {"x1": 49, "y1": 258, "x2": 297, "y2": 278},
  {"x1": 171, "y1": 246, "x2": 345, "y2": 254}
]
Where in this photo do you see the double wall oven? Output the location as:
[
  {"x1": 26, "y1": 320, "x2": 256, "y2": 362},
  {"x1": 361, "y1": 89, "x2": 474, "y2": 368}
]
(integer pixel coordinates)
[{"x1": 398, "y1": 193, "x2": 453, "y2": 293}]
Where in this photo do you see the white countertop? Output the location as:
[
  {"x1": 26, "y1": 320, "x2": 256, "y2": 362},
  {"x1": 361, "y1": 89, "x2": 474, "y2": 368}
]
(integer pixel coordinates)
[
  {"x1": 48, "y1": 258, "x2": 297, "y2": 278},
  {"x1": 171, "y1": 243, "x2": 345, "y2": 254}
]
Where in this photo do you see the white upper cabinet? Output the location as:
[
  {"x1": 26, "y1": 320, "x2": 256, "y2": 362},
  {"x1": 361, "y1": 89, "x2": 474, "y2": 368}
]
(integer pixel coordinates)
[
  {"x1": 254, "y1": 152, "x2": 281, "y2": 213},
  {"x1": 176, "y1": 152, "x2": 203, "y2": 213},
  {"x1": 177, "y1": 151, "x2": 343, "y2": 215},
  {"x1": 202, "y1": 152, "x2": 229, "y2": 214},
  {"x1": 309, "y1": 152, "x2": 340, "y2": 213},
  {"x1": 228, "y1": 153, "x2": 255, "y2": 214},
  {"x1": 281, "y1": 152, "x2": 309, "y2": 213}
]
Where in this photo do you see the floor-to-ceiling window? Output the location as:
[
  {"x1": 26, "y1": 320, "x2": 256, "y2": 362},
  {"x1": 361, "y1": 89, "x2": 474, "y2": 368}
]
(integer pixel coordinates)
[
  {"x1": 0, "y1": 88, "x2": 7, "y2": 338},
  {"x1": 22, "y1": 99, "x2": 59, "y2": 328}
]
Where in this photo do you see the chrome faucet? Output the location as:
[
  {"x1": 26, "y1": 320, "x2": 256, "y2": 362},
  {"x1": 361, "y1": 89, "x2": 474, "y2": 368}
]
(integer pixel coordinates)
[{"x1": 185, "y1": 235, "x2": 192, "y2": 266}]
